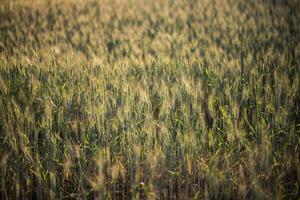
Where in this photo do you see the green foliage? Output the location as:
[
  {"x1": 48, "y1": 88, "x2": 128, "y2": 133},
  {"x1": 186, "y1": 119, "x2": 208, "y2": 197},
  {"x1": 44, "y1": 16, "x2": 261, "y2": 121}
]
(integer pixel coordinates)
[{"x1": 0, "y1": 0, "x2": 299, "y2": 199}]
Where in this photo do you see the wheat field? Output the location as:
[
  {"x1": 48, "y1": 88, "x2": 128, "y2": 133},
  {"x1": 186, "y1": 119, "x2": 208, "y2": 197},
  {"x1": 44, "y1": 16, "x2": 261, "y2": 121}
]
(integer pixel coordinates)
[{"x1": 0, "y1": 0, "x2": 299, "y2": 199}]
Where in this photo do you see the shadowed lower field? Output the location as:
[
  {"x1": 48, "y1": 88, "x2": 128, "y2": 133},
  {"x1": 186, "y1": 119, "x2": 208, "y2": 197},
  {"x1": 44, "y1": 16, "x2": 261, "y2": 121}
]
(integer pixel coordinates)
[{"x1": 0, "y1": 0, "x2": 299, "y2": 199}]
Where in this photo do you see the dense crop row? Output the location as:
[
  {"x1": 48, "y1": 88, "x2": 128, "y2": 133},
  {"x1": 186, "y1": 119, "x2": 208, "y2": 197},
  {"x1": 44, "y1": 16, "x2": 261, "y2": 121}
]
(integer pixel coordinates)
[{"x1": 0, "y1": 0, "x2": 299, "y2": 199}]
